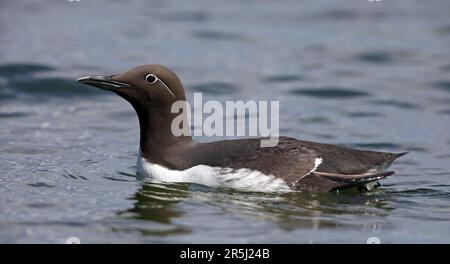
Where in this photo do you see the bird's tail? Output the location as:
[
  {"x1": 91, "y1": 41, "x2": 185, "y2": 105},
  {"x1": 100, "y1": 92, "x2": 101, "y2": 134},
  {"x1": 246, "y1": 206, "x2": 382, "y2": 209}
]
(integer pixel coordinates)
[{"x1": 297, "y1": 152, "x2": 407, "y2": 192}]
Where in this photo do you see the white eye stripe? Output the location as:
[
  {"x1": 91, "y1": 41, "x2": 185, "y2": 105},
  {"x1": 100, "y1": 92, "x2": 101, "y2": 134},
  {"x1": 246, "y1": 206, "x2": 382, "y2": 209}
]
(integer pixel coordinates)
[
  {"x1": 145, "y1": 73, "x2": 176, "y2": 99},
  {"x1": 159, "y1": 78, "x2": 176, "y2": 99}
]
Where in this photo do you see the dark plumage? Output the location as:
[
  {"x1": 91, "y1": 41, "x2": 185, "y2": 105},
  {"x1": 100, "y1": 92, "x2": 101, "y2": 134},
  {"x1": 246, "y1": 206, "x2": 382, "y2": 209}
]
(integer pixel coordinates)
[
  {"x1": 78, "y1": 64, "x2": 406, "y2": 192},
  {"x1": 164, "y1": 137, "x2": 406, "y2": 192}
]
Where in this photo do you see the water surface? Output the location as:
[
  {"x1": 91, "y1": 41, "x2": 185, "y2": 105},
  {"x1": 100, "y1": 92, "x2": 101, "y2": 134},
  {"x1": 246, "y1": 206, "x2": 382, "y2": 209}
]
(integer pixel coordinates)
[{"x1": 1, "y1": 0, "x2": 450, "y2": 243}]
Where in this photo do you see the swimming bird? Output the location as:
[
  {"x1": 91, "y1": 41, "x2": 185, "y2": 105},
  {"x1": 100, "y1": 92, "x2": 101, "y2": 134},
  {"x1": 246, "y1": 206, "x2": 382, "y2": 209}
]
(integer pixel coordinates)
[{"x1": 77, "y1": 64, "x2": 406, "y2": 192}]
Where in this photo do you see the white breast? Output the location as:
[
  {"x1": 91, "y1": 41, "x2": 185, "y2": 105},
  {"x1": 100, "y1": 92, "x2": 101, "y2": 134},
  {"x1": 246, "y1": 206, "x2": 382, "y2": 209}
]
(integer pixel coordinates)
[{"x1": 136, "y1": 153, "x2": 291, "y2": 192}]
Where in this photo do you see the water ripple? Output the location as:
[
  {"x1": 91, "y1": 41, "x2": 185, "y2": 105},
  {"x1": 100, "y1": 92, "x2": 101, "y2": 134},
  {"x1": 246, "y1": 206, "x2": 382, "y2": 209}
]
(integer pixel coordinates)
[
  {"x1": 189, "y1": 82, "x2": 238, "y2": 94},
  {"x1": 289, "y1": 87, "x2": 370, "y2": 98}
]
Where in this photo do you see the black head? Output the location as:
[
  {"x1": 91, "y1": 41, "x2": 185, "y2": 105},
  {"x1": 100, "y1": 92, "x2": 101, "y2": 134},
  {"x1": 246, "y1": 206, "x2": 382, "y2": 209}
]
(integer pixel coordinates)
[
  {"x1": 77, "y1": 64, "x2": 185, "y2": 110},
  {"x1": 78, "y1": 64, "x2": 192, "y2": 160}
]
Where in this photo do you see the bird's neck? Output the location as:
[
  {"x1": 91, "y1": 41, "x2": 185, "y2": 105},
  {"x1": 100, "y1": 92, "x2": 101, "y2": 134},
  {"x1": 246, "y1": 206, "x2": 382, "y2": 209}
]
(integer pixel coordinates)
[{"x1": 136, "y1": 105, "x2": 192, "y2": 162}]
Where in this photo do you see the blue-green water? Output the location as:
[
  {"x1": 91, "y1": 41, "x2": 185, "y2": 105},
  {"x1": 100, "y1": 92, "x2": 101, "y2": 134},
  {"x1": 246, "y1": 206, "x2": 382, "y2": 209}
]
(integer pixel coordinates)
[{"x1": 1, "y1": 0, "x2": 450, "y2": 243}]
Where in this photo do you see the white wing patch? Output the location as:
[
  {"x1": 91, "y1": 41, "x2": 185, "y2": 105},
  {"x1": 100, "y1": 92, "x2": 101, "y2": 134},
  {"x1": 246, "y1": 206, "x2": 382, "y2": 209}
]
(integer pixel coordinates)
[
  {"x1": 310, "y1": 157, "x2": 323, "y2": 175},
  {"x1": 137, "y1": 153, "x2": 291, "y2": 192},
  {"x1": 292, "y1": 157, "x2": 323, "y2": 188}
]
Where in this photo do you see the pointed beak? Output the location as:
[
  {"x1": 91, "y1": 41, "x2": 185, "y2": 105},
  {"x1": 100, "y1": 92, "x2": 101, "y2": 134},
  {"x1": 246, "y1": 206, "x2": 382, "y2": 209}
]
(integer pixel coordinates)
[{"x1": 77, "y1": 75, "x2": 131, "y2": 91}]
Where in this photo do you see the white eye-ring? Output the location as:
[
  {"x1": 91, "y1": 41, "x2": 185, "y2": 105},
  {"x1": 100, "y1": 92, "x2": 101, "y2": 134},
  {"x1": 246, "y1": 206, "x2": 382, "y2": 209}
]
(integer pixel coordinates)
[{"x1": 145, "y1": 74, "x2": 158, "y2": 84}]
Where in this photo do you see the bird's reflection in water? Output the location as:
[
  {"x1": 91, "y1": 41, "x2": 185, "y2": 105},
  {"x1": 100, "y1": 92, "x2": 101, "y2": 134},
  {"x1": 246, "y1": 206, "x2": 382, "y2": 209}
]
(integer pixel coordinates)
[
  {"x1": 118, "y1": 181, "x2": 394, "y2": 238},
  {"x1": 202, "y1": 187, "x2": 394, "y2": 232},
  {"x1": 276, "y1": 189, "x2": 394, "y2": 232},
  {"x1": 116, "y1": 182, "x2": 192, "y2": 236},
  {"x1": 128, "y1": 182, "x2": 189, "y2": 223}
]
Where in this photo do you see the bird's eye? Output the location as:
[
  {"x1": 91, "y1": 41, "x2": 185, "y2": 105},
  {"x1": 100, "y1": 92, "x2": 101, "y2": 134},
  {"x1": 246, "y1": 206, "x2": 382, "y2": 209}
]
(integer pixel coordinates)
[{"x1": 145, "y1": 74, "x2": 158, "y2": 84}]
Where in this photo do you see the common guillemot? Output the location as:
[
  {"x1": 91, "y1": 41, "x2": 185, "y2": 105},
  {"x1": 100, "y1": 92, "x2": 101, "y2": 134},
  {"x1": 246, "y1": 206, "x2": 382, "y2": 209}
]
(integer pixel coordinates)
[{"x1": 77, "y1": 64, "x2": 406, "y2": 192}]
